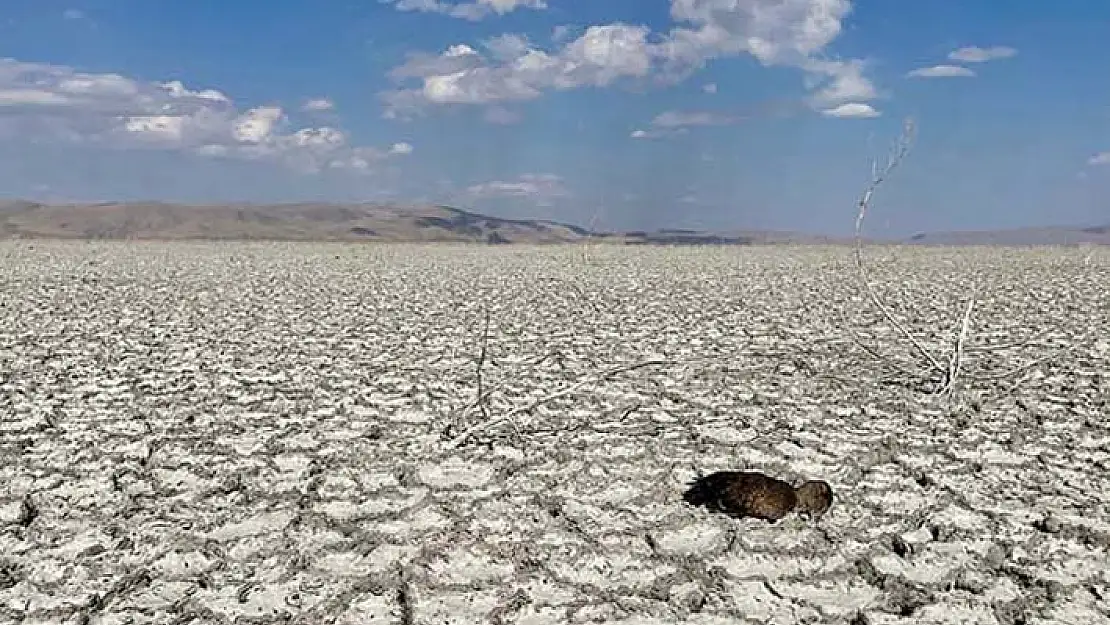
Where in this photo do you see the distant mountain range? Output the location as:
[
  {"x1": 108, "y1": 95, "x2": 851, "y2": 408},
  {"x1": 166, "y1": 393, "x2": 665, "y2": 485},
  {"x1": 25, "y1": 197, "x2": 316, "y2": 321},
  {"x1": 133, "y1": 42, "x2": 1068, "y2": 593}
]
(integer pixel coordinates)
[
  {"x1": 0, "y1": 200, "x2": 1106, "y2": 246},
  {"x1": 903, "y1": 225, "x2": 1109, "y2": 246}
]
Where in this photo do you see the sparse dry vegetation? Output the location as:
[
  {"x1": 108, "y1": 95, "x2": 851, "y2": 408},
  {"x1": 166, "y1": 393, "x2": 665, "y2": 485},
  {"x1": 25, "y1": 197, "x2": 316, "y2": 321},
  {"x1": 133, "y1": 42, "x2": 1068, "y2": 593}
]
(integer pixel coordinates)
[
  {"x1": 847, "y1": 120, "x2": 1079, "y2": 401},
  {"x1": 1, "y1": 239, "x2": 1107, "y2": 623}
]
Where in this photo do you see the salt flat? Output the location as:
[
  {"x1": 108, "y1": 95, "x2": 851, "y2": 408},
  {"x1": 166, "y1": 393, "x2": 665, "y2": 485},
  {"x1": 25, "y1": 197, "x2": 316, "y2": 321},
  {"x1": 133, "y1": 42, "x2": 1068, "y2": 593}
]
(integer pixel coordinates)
[{"x1": 0, "y1": 241, "x2": 1107, "y2": 624}]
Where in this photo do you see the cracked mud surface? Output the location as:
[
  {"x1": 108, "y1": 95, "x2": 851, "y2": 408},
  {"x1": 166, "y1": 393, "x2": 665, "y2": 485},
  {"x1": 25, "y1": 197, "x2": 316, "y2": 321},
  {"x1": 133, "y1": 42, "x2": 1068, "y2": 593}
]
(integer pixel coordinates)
[{"x1": 1, "y1": 241, "x2": 1107, "y2": 624}]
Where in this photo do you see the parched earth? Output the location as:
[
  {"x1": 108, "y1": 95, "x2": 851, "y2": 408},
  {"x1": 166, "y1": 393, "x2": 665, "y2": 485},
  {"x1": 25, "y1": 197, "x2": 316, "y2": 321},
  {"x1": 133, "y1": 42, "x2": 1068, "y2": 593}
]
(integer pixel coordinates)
[{"x1": 0, "y1": 241, "x2": 1107, "y2": 624}]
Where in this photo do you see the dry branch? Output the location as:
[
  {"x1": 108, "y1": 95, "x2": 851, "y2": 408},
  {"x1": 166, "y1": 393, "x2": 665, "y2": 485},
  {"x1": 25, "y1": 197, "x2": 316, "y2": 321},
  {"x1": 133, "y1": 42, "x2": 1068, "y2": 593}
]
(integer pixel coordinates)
[
  {"x1": 475, "y1": 306, "x2": 492, "y2": 419},
  {"x1": 449, "y1": 358, "x2": 670, "y2": 448},
  {"x1": 852, "y1": 119, "x2": 951, "y2": 382},
  {"x1": 941, "y1": 286, "x2": 978, "y2": 395},
  {"x1": 851, "y1": 118, "x2": 981, "y2": 395},
  {"x1": 848, "y1": 119, "x2": 1075, "y2": 396},
  {"x1": 581, "y1": 208, "x2": 605, "y2": 265}
]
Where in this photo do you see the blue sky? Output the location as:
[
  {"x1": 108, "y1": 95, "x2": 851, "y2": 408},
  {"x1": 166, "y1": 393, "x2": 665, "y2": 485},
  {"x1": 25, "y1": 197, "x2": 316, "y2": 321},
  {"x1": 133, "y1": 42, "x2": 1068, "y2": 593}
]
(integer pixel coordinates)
[{"x1": 0, "y1": 0, "x2": 1107, "y2": 235}]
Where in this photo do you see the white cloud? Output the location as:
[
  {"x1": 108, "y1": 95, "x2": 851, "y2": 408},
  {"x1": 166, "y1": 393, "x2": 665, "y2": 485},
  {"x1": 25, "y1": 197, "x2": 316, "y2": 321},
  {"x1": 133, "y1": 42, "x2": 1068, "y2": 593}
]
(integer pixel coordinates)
[
  {"x1": 1088, "y1": 152, "x2": 1110, "y2": 166},
  {"x1": 702, "y1": 82, "x2": 717, "y2": 94},
  {"x1": 385, "y1": 0, "x2": 546, "y2": 21},
  {"x1": 820, "y1": 102, "x2": 879, "y2": 118},
  {"x1": 0, "y1": 58, "x2": 409, "y2": 174},
  {"x1": 906, "y1": 64, "x2": 976, "y2": 78},
  {"x1": 661, "y1": 0, "x2": 853, "y2": 68},
  {"x1": 948, "y1": 46, "x2": 1017, "y2": 63},
  {"x1": 803, "y1": 58, "x2": 877, "y2": 108},
  {"x1": 484, "y1": 34, "x2": 533, "y2": 62},
  {"x1": 383, "y1": 0, "x2": 877, "y2": 118},
  {"x1": 559, "y1": 24, "x2": 654, "y2": 85},
  {"x1": 160, "y1": 80, "x2": 230, "y2": 103},
  {"x1": 389, "y1": 142, "x2": 414, "y2": 154},
  {"x1": 232, "y1": 106, "x2": 283, "y2": 143},
  {"x1": 63, "y1": 9, "x2": 85, "y2": 20},
  {"x1": 384, "y1": 24, "x2": 655, "y2": 116},
  {"x1": 465, "y1": 173, "x2": 568, "y2": 200},
  {"x1": 0, "y1": 59, "x2": 232, "y2": 117},
  {"x1": 630, "y1": 126, "x2": 689, "y2": 140},
  {"x1": 388, "y1": 44, "x2": 486, "y2": 82},
  {"x1": 302, "y1": 97, "x2": 335, "y2": 112},
  {"x1": 0, "y1": 88, "x2": 71, "y2": 106},
  {"x1": 122, "y1": 115, "x2": 188, "y2": 142}
]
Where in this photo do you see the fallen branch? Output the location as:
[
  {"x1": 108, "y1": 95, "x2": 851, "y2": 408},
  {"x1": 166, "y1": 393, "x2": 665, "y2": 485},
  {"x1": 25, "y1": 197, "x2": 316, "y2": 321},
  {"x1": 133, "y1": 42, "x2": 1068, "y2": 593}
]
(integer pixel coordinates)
[{"x1": 448, "y1": 358, "x2": 671, "y2": 448}]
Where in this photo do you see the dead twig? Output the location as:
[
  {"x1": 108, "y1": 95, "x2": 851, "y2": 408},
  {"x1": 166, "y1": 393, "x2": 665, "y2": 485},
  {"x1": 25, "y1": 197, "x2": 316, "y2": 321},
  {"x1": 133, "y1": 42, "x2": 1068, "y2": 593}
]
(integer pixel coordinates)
[
  {"x1": 851, "y1": 118, "x2": 986, "y2": 395},
  {"x1": 974, "y1": 348, "x2": 1070, "y2": 384},
  {"x1": 475, "y1": 307, "x2": 492, "y2": 419},
  {"x1": 581, "y1": 208, "x2": 604, "y2": 266},
  {"x1": 853, "y1": 118, "x2": 950, "y2": 382},
  {"x1": 449, "y1": 358, "x2": 671, "y2": 448},
  {"x1": 940, "y1": 284, "x2": 978, "y2": 395},
  {"x1": 460, "y1": 305, "x2": 525, "y2": 442},
  {"x1": 848, "y1": 121, "x2": 1078, "y2": 397},
  {"x1": 831, "y1": 294, "x2": 930, "y2": 381}
]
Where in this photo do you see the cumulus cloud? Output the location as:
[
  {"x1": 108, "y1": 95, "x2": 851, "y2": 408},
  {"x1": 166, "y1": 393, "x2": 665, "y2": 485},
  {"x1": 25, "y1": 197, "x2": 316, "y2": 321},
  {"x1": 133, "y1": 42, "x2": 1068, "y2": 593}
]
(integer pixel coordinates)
[
  {"x1": 948, "y1": 46, "x2": 1017, "y2": 63},
  {"x1": 1088, "y1": 152, "x2": 1110, "y2": 166},
  {"x1": 383, "y1": 24, "x2": 657, "y2": 117},
  {"x1": 660, "y1": 0, "x2": 853, "y2": 69},
  {"x1": 382, "y1": 1, "x2": 878, "y2": 119},
  {"x1": 0, "y1": 58, "x2": 410, "y2": 174},
  {"x1": 384, "y1": 0, "x2": 546, "y2": 21},
  {"x1": 802, "y1": 58, "x2": 877, "y2": 109},
  {"x1": 906, "y1": 64, "x2": 976, "y2": 78}
]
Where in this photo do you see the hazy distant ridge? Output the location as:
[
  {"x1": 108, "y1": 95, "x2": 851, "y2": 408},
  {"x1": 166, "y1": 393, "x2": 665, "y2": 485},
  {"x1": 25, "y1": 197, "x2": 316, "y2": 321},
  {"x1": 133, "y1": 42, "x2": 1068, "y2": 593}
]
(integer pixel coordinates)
[{"x1": 0, "y1": 200, "x2": 1106, "y2": 245}]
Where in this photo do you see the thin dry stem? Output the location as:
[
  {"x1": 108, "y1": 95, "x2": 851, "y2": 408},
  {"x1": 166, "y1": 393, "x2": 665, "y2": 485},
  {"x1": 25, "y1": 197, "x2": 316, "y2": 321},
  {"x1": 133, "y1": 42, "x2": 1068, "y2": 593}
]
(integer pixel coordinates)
[
  {"x1": 475, "y1": 307, "x2": 492, "y2": 419},
  {"x1": 830, "y1": 291, "x2": 931, "y2": 380},
  {"x1": 449, "y1": 358, "x2": 670, "y2": 448},
  {"x1": 940, "y1": 285, "x2": 978, "y2": 396},
  {"x1": 581, "y1": 208, "x2": 604, "y2": 265},
  {"x1": 852, "y1": 118, "x2": 949, "y2": 380}
]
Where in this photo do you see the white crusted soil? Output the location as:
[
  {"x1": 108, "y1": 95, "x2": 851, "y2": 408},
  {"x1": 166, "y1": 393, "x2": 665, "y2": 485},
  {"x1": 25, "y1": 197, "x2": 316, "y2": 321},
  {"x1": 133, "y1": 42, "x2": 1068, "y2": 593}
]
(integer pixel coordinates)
[{"x1": 0, "y1": 241, "x2": 1107, "y2": 624}]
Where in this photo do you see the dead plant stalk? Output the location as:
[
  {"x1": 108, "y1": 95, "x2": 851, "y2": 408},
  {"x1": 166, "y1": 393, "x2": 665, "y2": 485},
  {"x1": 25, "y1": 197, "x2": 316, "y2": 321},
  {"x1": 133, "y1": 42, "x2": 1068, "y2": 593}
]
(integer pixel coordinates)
[
  {"x1": 449, "y1": 358, "x2": 671, "y2": 448},
  {"x1": 852, "y1": 118, "x2": 978, "y2": 396}
]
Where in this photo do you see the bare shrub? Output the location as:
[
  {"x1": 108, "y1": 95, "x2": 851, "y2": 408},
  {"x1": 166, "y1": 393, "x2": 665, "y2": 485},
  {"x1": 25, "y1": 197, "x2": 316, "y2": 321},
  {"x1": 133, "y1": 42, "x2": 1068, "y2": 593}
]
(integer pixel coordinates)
[{"x1": 847, "y1": 118, "x2": 1071, "y2": 397}]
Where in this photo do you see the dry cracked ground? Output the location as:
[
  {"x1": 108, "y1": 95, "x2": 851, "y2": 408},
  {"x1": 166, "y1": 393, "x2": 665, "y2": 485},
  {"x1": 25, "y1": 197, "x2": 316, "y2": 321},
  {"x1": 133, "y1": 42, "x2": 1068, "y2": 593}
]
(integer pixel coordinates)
[{"x1": 0, "y1": 241, "x2": 1107, "y2": 625}]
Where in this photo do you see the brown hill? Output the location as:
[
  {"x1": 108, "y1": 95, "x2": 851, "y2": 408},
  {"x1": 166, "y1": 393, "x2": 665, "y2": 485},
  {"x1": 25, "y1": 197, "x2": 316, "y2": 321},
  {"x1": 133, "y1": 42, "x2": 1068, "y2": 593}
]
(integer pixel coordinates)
[
  {"x1": 0, "y1": 201, "x2": 590, "y2": 244},
  {"x1": 0, "y1": 201, "x2": 831, "y2": 245},
  {"x1": 1, "y1": 200, "x2": 1104, "y2": 245}
]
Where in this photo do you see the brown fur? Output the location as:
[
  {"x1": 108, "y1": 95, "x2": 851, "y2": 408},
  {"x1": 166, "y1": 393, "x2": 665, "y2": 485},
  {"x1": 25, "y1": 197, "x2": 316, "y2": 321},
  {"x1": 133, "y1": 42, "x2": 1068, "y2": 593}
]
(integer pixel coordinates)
[
  {"x1": 794, "y1": 480, "x2": 834, "y2": 516},
  {"x1": 682, "y1": 471, "x2": 833, "y2": 522}
]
